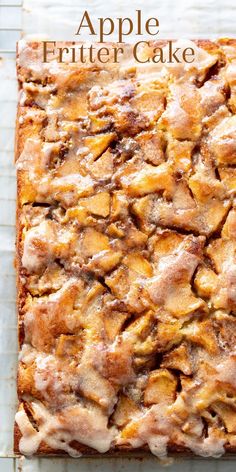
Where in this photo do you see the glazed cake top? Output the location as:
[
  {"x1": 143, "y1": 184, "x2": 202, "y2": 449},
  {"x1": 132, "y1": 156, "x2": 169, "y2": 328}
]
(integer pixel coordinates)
[{"x1": 15, "y1": 39, "x2": 236, "y2": 459}]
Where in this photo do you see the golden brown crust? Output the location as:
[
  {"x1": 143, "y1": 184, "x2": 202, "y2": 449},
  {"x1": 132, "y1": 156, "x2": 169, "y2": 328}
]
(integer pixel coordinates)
[{"x1": 15, "y1": 39, "x2": 236, "y2": 459}]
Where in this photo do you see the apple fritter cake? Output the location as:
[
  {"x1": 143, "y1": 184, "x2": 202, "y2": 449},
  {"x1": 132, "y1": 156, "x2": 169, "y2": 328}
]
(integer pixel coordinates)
[{"x1": 15, "y1": 39, "x2": 236, "y2": 459}]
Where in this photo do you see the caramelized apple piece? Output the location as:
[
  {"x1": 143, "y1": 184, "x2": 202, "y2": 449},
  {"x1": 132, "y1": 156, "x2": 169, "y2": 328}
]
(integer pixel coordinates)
[
  {"x1": 82, "y1": 228, "x2": 110, "y2": 257},
  {"x1": 159, "y1": 82, "x2": 202, "y2": 140},
  {"x1": 147, "y1": 236, "x2": 207, "y2": 317},
  {"x1": 182, "y1": 319, "x2": 219, "y2": 355},
  {"x1": 221, "y1": 208, "x2": 236, "y2": 239},
  {"x1": 90, "y1": 149, "x2": 114, "y2": 180},
  {"x1": 201, "y1": 199, "x2": 231, "y2": 235},
  {"x1": 55, "y1": 334, "x2": 83, "y2": 358},
  {"x1": 113, "y1": 394, "x2": 140, "y2": 427},
  {"x1": 107, "y1": 223, "x2": 125, "y2": 238},
  {"x1": 77, "y1": 363, "x2": 116, "y2": 410},
  {"x1": 52, "y1": 89, "x2": 88, "y2": 120},
  {"x1": 194, "y1": 266, "x2": 218, "y2": 298},
  {"x1": 89, "y1": 113, "x2": 111, "y2": 133},
  {"x1": 132, "y1": 196, "x2": 154, "y2": 233},
  {"x1": 22, "y1": 220, "x2": 77, "y2": 273},
  {"x1": 144, "y1": 369, "x2": 177, "y2": 405},
  {"x1": 103, "y1": 311, "x2": 129, "y2": 341},
  {"x1": 206, "y1": 238, "x2": 236, "y2": 311},
  {"x1": 212, "y1": 402, "x2": 236, "y2": 433},
  {"x1": 124, "y1": 223, "x2": 148, "y2": 248},
  {"x1": 63, "y1": 206, "x2": 92, "y2": 226},
  {"x1": 126, "y1": 312, "x2": 158, "y2": 356},
  {"x1": 156, "y1": 321, "x2": 183, "y2": 352},
  {"x1": 84, "y1": 133, "x2": 115, "y2": 160},
  {"x1": 219, "y1": 167, "x2": 236, "y2": 194},
  {"x1": 111, "y1": 191, "x2": 129, "y2": 220},
  {"x1": 121, "y1": 163, "x2": 174, "y2": 197},
  {"x1": 136, "y1": 130, "x2": 165, "y2": 166},
  {"x1": 18, "y1": 363, "x2": 36, "y2": 397},
  {"x1": 119, "y1": 419, "x2": 140, "y2": 440},
  {"x1": 209, "y1": 115, "x2": 236, "y2": 164},
  {"x1": 24, "y1": 281, "x2": 82, "y2": 352},
  {"x1": 27, "y1": 265, "x2": 68, "y2": 296},
  {"x1": 161, "y1": 343, "x2": 192, "y2": 375},
  {"x1": 189, "y1": 169, "x2": 225, "y2": 203},
  {"x1": 86, "y1": 250, "x2": 122, "y2": 274},
  {"x1": 105, "y1": 265, "x2": 129, "y2": 299},
  {"x1": 167, "y1": 139, "x2": 194, "y2": 172},
  {"x1": 81, "y1": 192, "x2": 110, "y2": 217},
  {"x1": 151, "y1": 230, "x2": 184, "y2": 263},
  {"x1": 124, "y1": 253, "x2": 153, "y2": 277},
  {"x1": 131, "y1": 83, "x2": 164, "y2": 123}
]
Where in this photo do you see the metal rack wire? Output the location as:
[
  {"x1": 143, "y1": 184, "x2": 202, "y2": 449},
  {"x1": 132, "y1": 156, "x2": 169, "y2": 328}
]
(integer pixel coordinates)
[
  {"x1": 0, "y1": 1, "x2": 22, "y2": 55},
  {"x1": 0, "y1": 4, "x2": 21, "y2": 462}
]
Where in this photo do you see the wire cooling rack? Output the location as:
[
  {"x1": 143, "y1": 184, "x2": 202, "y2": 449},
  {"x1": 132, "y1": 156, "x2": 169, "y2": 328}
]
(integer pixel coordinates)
[
  {"x1": 0, "y1": 1, "x2": 22, "y2": 55},
  {"x1": 0, "y1": 3, "x2": 22, "y2": 471}
]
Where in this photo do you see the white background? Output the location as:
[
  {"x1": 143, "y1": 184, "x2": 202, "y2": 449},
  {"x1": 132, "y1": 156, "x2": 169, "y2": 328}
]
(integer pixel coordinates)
[{"x1": 0, "y1": 0, "x2": 236, "y2": 470}]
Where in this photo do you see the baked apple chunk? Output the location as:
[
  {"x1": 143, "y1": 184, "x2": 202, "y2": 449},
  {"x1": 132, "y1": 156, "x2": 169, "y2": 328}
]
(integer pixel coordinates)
[{"x1": 15, "y1": 39, "x2": 236, "y2": 459}]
